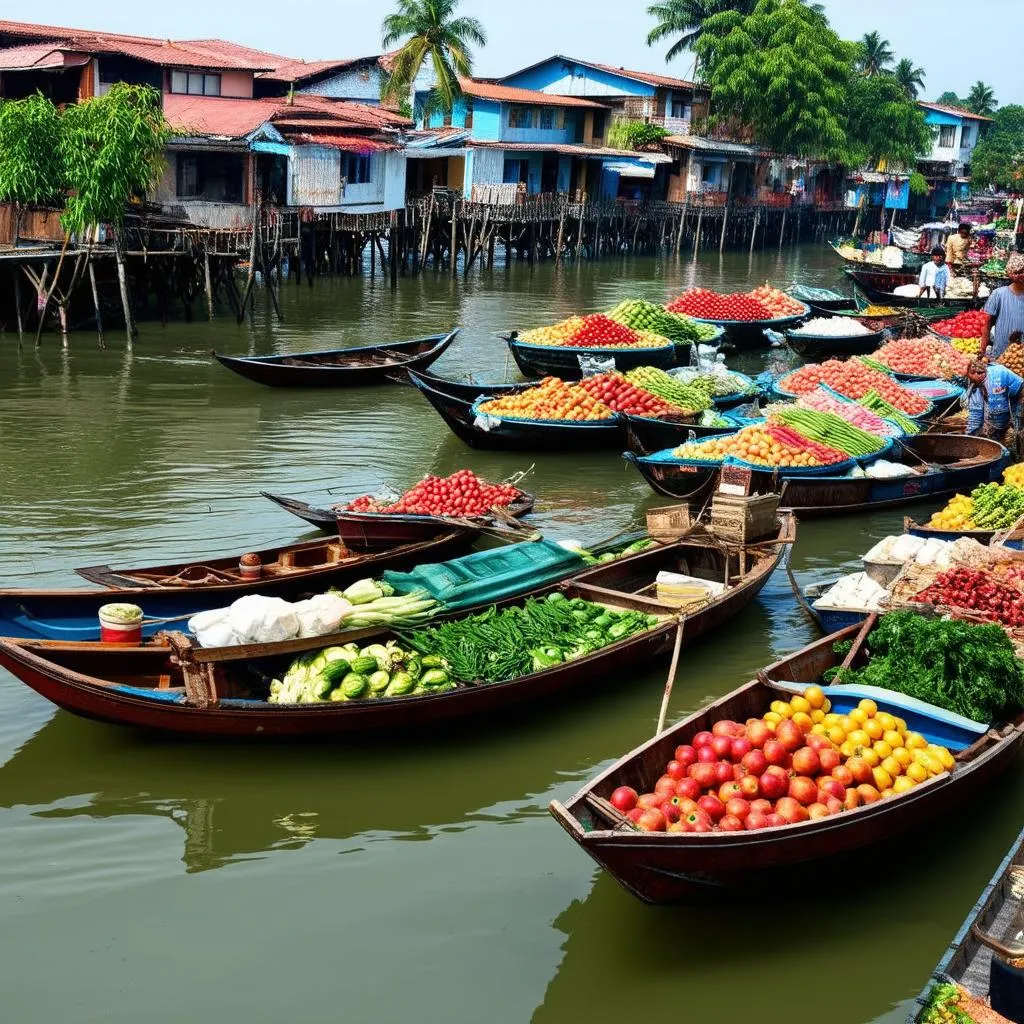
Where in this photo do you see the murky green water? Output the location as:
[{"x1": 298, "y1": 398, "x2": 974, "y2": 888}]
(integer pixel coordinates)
[{"x1": 1, "y1": 248, "x2": 1020, "y2": 1024}]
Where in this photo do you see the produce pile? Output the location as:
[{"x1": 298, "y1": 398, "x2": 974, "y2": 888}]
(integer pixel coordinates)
[
  {"x1": 747, "y1": 285, "x2": 807, "y2": 317},
  {"x1": 768, "y1": 408, "x2": 888, "y2": 458},
  {"x1": 777, "y1": 360, "x2": 931, "y2": 415},
  {"x1": 565, "y1": 537, "x2": 656, "y2": 566},
  {"x1": 870, "y1": 337, "x2": 970, "y2": 380},
  {"x1": 980, "y1": 256, "x2": 1007, "y2": 276},
  {"x1": 345, "y1": 470, "x2": 523, "y2": 517},
  {"x1": 857, "y1": 391, "x2": 920, "y2": 434},
  {"x1": 673, "y1": 367, "x2": 758, "y2": 398},
  {"x1": 672, "y1": 423, "x2": 849, "y2": 469},
  {"x1": 605, "y1": 299, "x2": 720, "y2": 344},
  {"x1": 479, "y1": 377, "x2": 614, "y2": 422},
  {"x1": 927, "y1": 481, "x2": 1024, "y2": 531},
  {"x1": 624, "y1": 367, "x2": 714, "y2": 412},
  {"x1": 932, "y1": 309, "x2": 988, "y2": 341},
  {"x1": 575, "y1": 373, "x2": 691, "y2": 418},
  {"x1": 612, "y1": 684, "x2": 959, "y2": 833},
  {"x1": 919, "y1": 982, "x2": 991, "y2": 1024},
  {"x1": 813, "y1": 573, "x2": 889, "y2": 612},
  {"x1": 912, "y1": 566, "x2": 1024, "y2": 629},
  {"x1": 1005, "y1": 463, "x2": 1024, "y2": 487},
  {"x1": 269, "y1": 640, "x2": 455, "y2": 703},
  {"x1": 797, "y1": 388, "x2": 903, "y2": 437},
  {"x1": 789, "y1": 316, "x2": 874, "y2": 338},
  {"x1": 860, "y1": 305, "x2": 898, "y2": 316},
  {"x1": 828, "y1": 611, "x2": 1024, "y2": 724},
  {"x1": 864, "y1": 534, "x2": 953, "y2": 568},
  {"x1": 951, "y1": 336, "x2": 981, "y2": 355},
  {"x1": 666, "y1": 286, "x2": 803, "y2": 322},
  {"x1": 518, "y1": 313, "x2": 669, "y2": 349},
  {"x1": 998, "y1": 342, "x2": 1024, "y2": 376},
  {"x1": 402, "y1": 591, "x2": 661, "y2": 681}
]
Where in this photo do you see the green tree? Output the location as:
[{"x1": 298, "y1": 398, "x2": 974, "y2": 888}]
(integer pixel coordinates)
[
  {"x1": 936, "y1": 90, "x2": 961, "y2": 106},
  {"x1": 846, "y1": 72, "x2": 932, "y2": 168},
  {"x1": 0, "y1": 93, "x2": 64, "y2": 208},
  {"x1": 970, "y1": 104, "x2": 1024, "y2": 188},
  {"x1": 856, "y1": 31, "x2": 894, "y2": 76},
  {"x1": 380, "y1": 0, "x2": 486, "y2": 118},
  {"x1": 59, "y1": 83, "x2": 171, "y2": 234},
  {"x1": 645, "y1": 0, "x2": 757, "y2": 63},
  {"x1": 893, "y1": 58, "x2": 926, "y2": 99},
  {"x1": 693, "y1": 0, "x2": 853, "y2": 159},
  {"x1": 966, "y1": 81, "x2": 997, "y2": 117}
]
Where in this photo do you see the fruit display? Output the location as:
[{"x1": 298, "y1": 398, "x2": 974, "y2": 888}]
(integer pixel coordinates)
[
  {"x1": 913, "y1": 566, "x2": 1024, "y2": 627},
  {"x1": 998, "y1": 342, "x2": 1024, "y2": 376},
  {"x1": 666, "y1": 289, "x2": 771, "y2": 322},
  {"x1": 768, "y1": 408, "x2": 887, "y2": 457},
  {"x1": 345, "y1": 470, "x2": 524, "y2": 517},
  {"x1": 789, "y1": 316, "x2": 874, "y2": 337},
  {"x1": 860, "y1": 305, "x2": 898, "y2": 316},
  {"x1": 951, "y1": 336, "x2": 982, "y2": 355},
  {"x1": 575, "y1": 372, "x2": 690, "y2": 417},
  {"x1": 615, "y1": 683, "x2": 959, "y2": 833},
  {"x1": 870, "y1": 338, "x2": 970, "y2": 380},
  {"x1": 404, "y1": 591, "x2": 661, "y2": 682},
  {"x1": 981, "y1": 256, "x2": 1007, "y2": 276},
  {"x1": 624, "y1": 366, "x2": 714, "y2": 412},
  {"x1": 797, "y1": 388, "x2": 903, "y2": 436},
  {"x1": 927, "y1": 481, "x2": 1024, "y2": 531},
  {"x1": 605, "y1": 299, "x2": 720, "y2": 344},
  {"x1": 828, "y1": 612, "x2": 1024, "y2": 725},
  {"x1": 776, "y1": 360, "x2": 931, "y2": 415},
  {"x1": 672, "y1": 424, "x2": 849, "y2": 468},
  {"x1": 1004, "y1": 463, "x2": 1024, "y2": 487},
  {"x1": 519, "y1": 313, "x2": 670, "y2": 349},
  {"x1": 674, "y1": 368, "x2": 758, "y2": 398},
  {"x1": 932, "y1": 310, "x2": 989, "y2": 340},
  {"x1": 927, "y1": 494, "x2": 976, "y2": 531},
  {"x1": 747, "y1": 285, "x2": 807, "y2": 317},
  {"x1": 478, "y1": 377, "x2": 615, "y2": 422}
]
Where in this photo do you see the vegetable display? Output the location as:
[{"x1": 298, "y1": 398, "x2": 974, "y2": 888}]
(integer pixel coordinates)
[
  {"x1": 624, "y1": 366, "x2": 714, "y2": 412},
  {"x1": 928, "y1": 481, "x2": 1024, "y2": 530},
  {"x1": 918, "y1": 982, "x2": 975, "y2": 1024},
  {"x1": 672, "y1": 424, "x2": 849, "y2": 468},
  {"x1": 870, "y1": 338, "x2": 970, "y2": 380},
  {"x1": 606, "y1": 299, "x2": 719, "y2": 344},
  {"x1": 998, "y1": 342, "x2": 1024, "y2": 376},
  {"x1": 615, "y1": 683, "x2": 957, "y2": 833},
  {"x1": 927, "y1": 494, "x2": 976, "y2": 531},
  {"x1": 478, "y1": 377, "x2": 614, "y2": 422},
  {"x1": 345, "y1": 471, "x2": 523, "y2": 518},
  {"x1": 857, "y1": 391, "x2": 920, "y2": 433},
  {"x1": 563, "y1": 537, "x2": 657, "y2": 566},
  {"x1": 789, "y1": 317, "x2": 874, "y2": 338},
  {"x1": 519, "y1": 314, "x2": 669, "y2": 349},
  {"x1": 666, "y1": 289, "x2": 770, "y2": 322},
  {"x1": 768, "y1": 408, "x2": 887, "y2": 457},
  {"x1": 827, "y1": 611, "x2": 1024, "y2": 724},
  {"x1": 777, "y1": 360, "x2": 931, "y2": 415},
  {"x1": 1005, "y1": 463, "x2": 1024, "y2": 487},
  {"x1": 331, "y1": 579, "x2": 440, "y2": 630},
  {"x1": 913, "y1": 566, "x2": 1024, "y2": 629},
  {"x1": 401, "y1": 592, "x2": 661, "y2": 682},
  {"x1": 798, "y1": 388, "x2": 902, "y2": 436},
  {"x1": 575, "y1": 372, "x2": 693, "y2": 417},
  {"x1": 673, "y1": 368, "x2": 758, "y2": 398},
  {"x1": 932, "y1": 310, "x2": 988, "y2": 340},
  {"x1": 951, "y1": 336, "x2": 982, "y2": 355}
]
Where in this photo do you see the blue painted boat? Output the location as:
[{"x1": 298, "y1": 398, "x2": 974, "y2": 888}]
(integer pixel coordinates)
[{"x1": 800, "y1": 580, "x2": 871, "y2": 634}]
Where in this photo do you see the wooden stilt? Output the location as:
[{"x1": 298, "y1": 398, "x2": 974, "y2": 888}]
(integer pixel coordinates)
[
  {"x1": 13, "y1": 267, "x2": 23, "y2": 347},
  {"x1": 203, "y1": 247, "x2": 214, "y2": 320},
  {"x1": 87, "y1": 254, "x2": 105, "y2": 348},
  {"x1": 450, "y1": 201, "x2": 458, "y2": 278},
  {"x1": 114, "y1": 238, "x2": 135, "y2": 345},
  {"x1": 693, "y1": 207, "x2": 703, "y2": 257}
]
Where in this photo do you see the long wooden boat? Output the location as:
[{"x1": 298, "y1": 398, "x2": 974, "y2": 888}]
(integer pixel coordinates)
[
  {"x1": 214, "y1": 330, "x2": 458, "y2": 388},
  {"x1": 842, "y1": 267, "x2": 981, "y2": 310},
  {"x1": 406, "y1": 371, "x2": 629, "y2": 452},
  {"x1": 500, "y1": 333, "x2": 679, "y2": 379},
  {"x1": 0, "y1": 531, "x2": 472, "y2": 643},
  {"x1": 623, "y1": 414, "x2": 733, "y2": 457},
  {"x1": 828, "y1": 240, "x2": 927, "y2": 270},
  {"x1": 625, "y1": 434, "x2": 1010, "y2": 514},
  {"x1": 0, "y1": 523, "x2": 793, "y2": 737},
  {"x1": 550, "y1": 622, "x2": 1024, "y2": 903},
  {"x1": 402, "y1": 368, "x2": 530, "y2": 402},
  {"x1": 909, "y1": 828, "x2": 1024, "y2": 1023}
]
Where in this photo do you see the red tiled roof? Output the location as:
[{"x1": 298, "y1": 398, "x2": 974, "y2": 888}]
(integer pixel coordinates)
[
  {"x1": 177, "y1": 38, "x2": 290, "y2": 66},
  {"x1": 281, "y1": 132, "x2": 397, "y2": 153},
  {"x1": 459, "y1": 78, "x2": 608, "y2": 109},
  {"x1": 918, "y1": 100, "x2": 994, "y2": 122},
  {"x1": 0, "y1": 42, "x2": 89, "y2": 70},
  {"x1": 259, "y1": 54, "x2": 392, "y2": 84}
]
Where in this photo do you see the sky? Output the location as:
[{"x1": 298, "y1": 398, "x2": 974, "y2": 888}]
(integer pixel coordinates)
[{"x1": 27, "y1": 0, "x2": 1022, "y2": 107}]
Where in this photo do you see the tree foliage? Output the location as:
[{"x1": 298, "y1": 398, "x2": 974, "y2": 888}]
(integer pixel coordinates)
[
  {"x1": 59, "y1": 83, "x2": 170, "y2": 234},
  {"x1": 0, "y1": 93, "x2": 64, "y2": 206},
  {"x1": 381, "y1": 0, "x2": 486, "y2": 115},
  {"x1": 645, "y1": 0, "x2": 757, "y2": 63},
  {"x1": 608, "y1": 120, "x2": 670, "y2": 151},
  {"x1": 693, "y1": 0, "x2": 853, "y2": 159},
  {"x1": 856, "y1": 31, "x2": 894, "y2": 76},
  {"x1": 966, "y1": 81, "x2": 997, "y2": 117},
  {"x1": 846, "y1": 72, "x2": 932, "y2": 168},
  {"x1": 936, "y1": 91, "x2": 961, "y2": 107},
  {"x1": 893, "y1": 58, "x2": 926, "y2": 100},
  {"x1": 971, "y1": 104, "x2": 1024, "y2": 189}
]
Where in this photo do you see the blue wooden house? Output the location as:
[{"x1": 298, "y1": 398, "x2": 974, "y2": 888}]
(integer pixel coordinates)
[{"x1": 915, "y1": 101, "x2": 992, "y2": 217}]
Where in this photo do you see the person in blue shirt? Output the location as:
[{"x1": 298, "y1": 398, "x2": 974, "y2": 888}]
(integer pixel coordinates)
[{"x1": 964, "y1": 358, "x2": 1024, "y2": 443}]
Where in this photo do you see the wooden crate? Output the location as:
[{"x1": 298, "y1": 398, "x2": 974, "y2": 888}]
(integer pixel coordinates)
[
  {"x1": 646, "y1": 504, "x2": 692, "y2": 541},
  {"x1": 709, "y1": 494, "x2": 780, "y2": 544}
]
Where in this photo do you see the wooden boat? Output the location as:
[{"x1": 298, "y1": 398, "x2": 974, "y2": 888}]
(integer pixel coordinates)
[
  {"x1": 214, "y1": 330, "x2": 458, "y2": 387},
  {"x1": 0, "y1": 531, "x2": 472, "y2": 643},
  {"x1": 828, "y1": 240, "x2": 927, "y2": 270},
  {"x1": 549, "y1": 621, "x2": 1024, "y2": 903},
  {"x1": 909, "y1": 828, "x2": 1024, "y2": 1023},
  {"x1": 406, "y1": 371, "x2": 630, "y2": 452},
  {"x1": 499, "y1": 333, "x2": 678, "y2": 379},
  {"x1": 623, "y1": 414, "x2": 733, "y2": 458},
  {"x1": 401, "y1": 368, "x2": 530, "y2": 402},
  {"x1": 689, "y1": 303, "x2": 811, "y2": 350},
  {"x1": 0, "y1": 521, "x2": 794, "y2": 737},
  {"x1": 784, "y1": 323, "x2": 890, "y2": 360},
  {"x1": 625, "y1": 434, "x2": 1011, "y2": 514},
  {"x1": 262, "y1": 487, "x2": 535, "y2": 544},
  {"x1": 842, "y1": 267, "x2": 981, "y2": 310}
]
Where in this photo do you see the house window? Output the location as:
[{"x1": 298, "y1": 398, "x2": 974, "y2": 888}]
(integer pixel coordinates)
[
  {"x1": 170, "y1": 71, "x2": 221, "y2": 96},
  {"x1": 591, "y1": 110, "x2": 606, "y2": 141},
  {"x1": 176, "y1": 152, "x2": 244, "y2": 202},
  {"x1": 671, "y1": 98, "x2": 691, "y2": 120},
  {"x1": 938, "y1": 125, "x2": 957, "y2": 148},
  {"x1": 509, "y1": 105, "x2": 534, "y2": 129},
  {"x1": 539, "y1": 108, "x2": 555, "y2": 130},
  {"x1": 961, "y1": 126, "x2": 973, "y2": 147},
  {"x1": 342, "y1": 153, "x2": 372, "y2": 185},
  {"x1": 464, "y1": 98, "x2": 474, "y2": 131}
]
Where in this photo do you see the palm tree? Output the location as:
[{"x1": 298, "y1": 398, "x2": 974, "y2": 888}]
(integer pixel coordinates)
[
  {"x1": 381, "y1": 0, "x2": 486, "y2": 117},
  {"x1": 857, "y1": 31, "x2": 894, "y2": 76},
  {"x1": 966, "y1": 81, "x2": 998, "y2": 117},
  {"x1": 893, "y1": 58, "x2": 926, "y2": 99}
]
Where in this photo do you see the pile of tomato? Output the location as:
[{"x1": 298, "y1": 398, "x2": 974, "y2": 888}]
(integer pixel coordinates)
[
  {"x1": 345, "y1": 470, "x2": 523, "y2": 518},
  {"x1": 576, "y1": 372, "x2": 683, "y2": 417},
  {"x1": 666, "y1": 289, "x2": 771, "y2": 322},
  {"x1": 913, "y1": 566, "x2": 1024, "y2": 627},
  {"x1": 519, "y1": 314, "x2": 669, "y2": 349},
  {"x1": 932, "y1": 310, "x2": 989, "y2": 340},
  {"x1": 871, "y1": 338, "x2": 970, "y2": 380},
  {"x1": 479, "y1": 377, "x2": 614, "y2": 422},
  {"x1": 777, "y1": 359, "x2": 931, "y2": 415},
  {"x1": 747, "y1": 285, "x2": 807, "y2": 317},
  {"x1": 674, "y1": 424, "x2": 848, "y2": 468}
]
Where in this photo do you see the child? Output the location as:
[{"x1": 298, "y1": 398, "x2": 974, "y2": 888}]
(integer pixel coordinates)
[{"x1": 918, "y1": 245, "x2": 950, "y2": 299}]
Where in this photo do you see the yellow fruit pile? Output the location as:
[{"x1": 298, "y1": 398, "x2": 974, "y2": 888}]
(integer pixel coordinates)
[
  {"x1": 1004, "y1": 463, "x2": 1024, "y2": 487},
  {"x1": 861, "y1": 305, "x2": 898, "y2": 316},
  {"x1": 520, "y1": 317, "x2": 585, "y2": 345},
  {"x1": 928, "y1": 493, "x2": 975, "y2": 530},
  {"x1": 952, "y1": 337, "x2": 982, "y2": 355},
  {"x1": 765, "y1": 686, "x2": 831, "y2": 732}
]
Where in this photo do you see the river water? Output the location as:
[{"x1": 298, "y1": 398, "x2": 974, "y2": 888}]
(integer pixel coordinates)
[{"x1": 1, "y1": 247, "x2": 1021, "y2": 1024}]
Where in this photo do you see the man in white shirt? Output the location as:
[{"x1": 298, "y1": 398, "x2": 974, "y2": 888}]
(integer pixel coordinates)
[{"x1": 918, "y1": 246, "x2": 950, "y2": 299}]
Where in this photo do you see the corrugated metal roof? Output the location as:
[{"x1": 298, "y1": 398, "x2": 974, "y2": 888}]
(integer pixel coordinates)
[
  {"x1": 282, "y1": 132, "x2": 398, "y2": 153},
  {"x1": 459, "y1": 77, "x2": 608, "y2": 109},
  {"x1": 663, "y1": 135, "x2": 766, "y2": 158}
]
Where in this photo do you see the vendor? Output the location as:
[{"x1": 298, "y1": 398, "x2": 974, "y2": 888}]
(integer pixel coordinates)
[
  {"x1": 982, "y1": 252, "x2": 1024, "y2": 360},
  {"x1": 945, "y1": 222, "x2": 972, "y2": 270},
  {"x1": 917, "y1": 246, "x2": 950, "y2": 299},
  {"x1": 964, "y1": 358, "x2": 1024, "y2": 443}
]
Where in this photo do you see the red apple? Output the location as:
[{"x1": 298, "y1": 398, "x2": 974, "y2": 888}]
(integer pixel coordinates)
[
  {"x1": 745, "y1": 811, "x2": 769, "y2": 830},
  {"x1": 739, "y1": 775, "x2": 760, "y2": 800},
  {"x1": 715, "y1": 762, "x2": 734, "y2": 784},
  {"x1": 693, "y1": 731, "x2": 713, "y2": 749},
  {"x1": 847, "y1": 757, "x2": 874, "y2": 786},
  {"x1": 818, "y1": 749, "x2": 841, "y2": 774},
  {"x1": 626, "y1": 807, "x2": 645, "y2": 823},
  {"x1": 746, "y1": 720, "x2": 771, "y2": 749},
  {"x1": 789, "y1": 776, "x2": 819, "y2": 806},
  {"x1": 680, "y1": 809, "x2": 713, "y2": 833},
  {"x1": 689, "y1": 763, "x2": 717, "y2": 789},
  {"x1": 654, "y1": 776, "x2": 677, "y2": 799},
  {"x1": 775, "y1": 797, "x2": 809, "y2": 824},
  {"x1": 750, "y1": 798, "x2": 772, "y2": 815},
  {"x1": 818, "y1": 777, "x2": 846, "y2": 802},
  {"x1": 857, "y1": 784, "x2": 881, "y2": 805},
  {"x1": 807, "y1": 802, "x2": 830, "y2": 820},
  {"x1": 730, "y1": 736, "x2": 753, "y2": 761},
  {"x1": 718, "y1": 814, "x2": 744, "y2": 832},
  {"x1": 665, "y1": 760, "x2": 687, "y2": 781},
  {"x1": 673, "y1": 796, "x2": 698, "y2": 815},
  {"x1": 696, "y1": 745, "x2": 717, "y2": 764},
  {"x1": 843, "y1": 789, "x2": 861, "y2": 811},
  {"x1": 776, "y1": 719, "x2": 804, "y2": 753},
  {"x1": 636, "y1": 809, "x2": 667, "y2": 832},
  {"x1": 674, "y1": 744, "x2": 697, "y2": 767},
  {"x1": 742, "y1": 749, "x2": 768, "y2": 776},
  {"x1": 667, "y1": 821, "x2": 685, "y2": 833},
  {"x1": 637, "y1": 793, "x2": 662, "y2": 811},
  {"x1": 712, "y1": 720, "x2": 740, "y2": 738},
  {"x1": 718, "y1": 781, "x2": 742, "y2": 803},
  {"x1": 711, "y1": 735, "x2": 733, "y2": 759},
  {"x1": 675, "y1": 777, "x2": 700, "y2": 801},
  {"x1": 763, "y1": 738, "x2": 788, "y2": 767},
  {"x1": 765, "y1": 813, "x2": 786, "y2": 828},
  {"x1": 759, "y1": 769, "x2": 788, "y2": 801},
  {"x1": 832, "y1": 764, "x2": 855, "y2": 788},
  {"x1": 791, "y1": 747, "x2": 821, "y2": 777},
  {"x1": 609, "y1": 786, "x2": 638, "y2": 813},
  {"x1": 732, "y1": 763, "x2": 745, "y2": 782},
  {"x1": 725, "y1": 797, "x2": 750, "y2": 820},
  {"x1": 825, "y1": 795, "x2": 843, "y2": 815},
  {"x1": 698, "y1": 794, "x2": 725, "y2": 822},
  {"x1": 659, "y1": 800, "x2": 681, "y2": 824},
  {"x1": 806, "y1": 734, "x2": 832, "y2": 753}
]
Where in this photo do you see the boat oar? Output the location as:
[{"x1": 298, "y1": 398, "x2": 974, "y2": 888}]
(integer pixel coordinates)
[
  {"x1": 655, "y1": 616, "x2": 687, "y2": 736},
  {"x1": 833, "y1": 612, "x2": 878, "y2": 683}
]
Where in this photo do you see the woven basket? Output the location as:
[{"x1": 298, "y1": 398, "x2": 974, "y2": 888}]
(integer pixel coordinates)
[
  {"x1": 709, "y1": 493, "x2": 780, "y2": 544},
  {"x1": 646, "y1": 504, "x2": 693, "y2": 541}
]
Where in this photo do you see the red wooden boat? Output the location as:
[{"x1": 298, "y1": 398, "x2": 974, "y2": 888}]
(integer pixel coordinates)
[
  {"x1": 549, "y1": 622, "x2": 1024, "y2": 904},
  {"x1": 0, "y1": 517, "x2": 794, "y2": 738}
]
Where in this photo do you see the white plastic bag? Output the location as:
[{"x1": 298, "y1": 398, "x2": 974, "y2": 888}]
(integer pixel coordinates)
[
  {"x1": 292, "y1": 593, "x2": 353, "y2": 638},
  {"x1": 227, "y1": 595, "x2": 300, "y2": 644}
]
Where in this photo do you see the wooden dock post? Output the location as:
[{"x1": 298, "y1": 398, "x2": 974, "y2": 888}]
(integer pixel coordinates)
[
  {"x1": 203, "y1": 247, "x2": 214, "y2": 320},
  {"x1": 450, "y1": 200, "x2": 458, "y2": 278},
  {"x1": 718, "y1": 201, "x2": 730, "y2": 253},
  {"x1": 87, "y1": 254, "x2": 105, "y2": 348},
  {"x1": 693, "y1": 206, "x2": 703, "y2": 257},
  {"x1": 390, "y1": 215, "x2": 399, "y2": 290},
  {"x1": 749, "y1": 207, "x2": 760, "y2": 255}
]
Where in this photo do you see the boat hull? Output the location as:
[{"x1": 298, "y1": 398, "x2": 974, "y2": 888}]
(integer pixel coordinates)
[{"x1": 504, "y1": 336, "x2": 678, "y2": 379}]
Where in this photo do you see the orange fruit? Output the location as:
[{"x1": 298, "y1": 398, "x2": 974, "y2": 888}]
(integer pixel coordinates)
[{"x1": 872, "y1": 766, "x2": 893, "y2": 791}]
